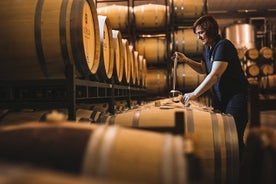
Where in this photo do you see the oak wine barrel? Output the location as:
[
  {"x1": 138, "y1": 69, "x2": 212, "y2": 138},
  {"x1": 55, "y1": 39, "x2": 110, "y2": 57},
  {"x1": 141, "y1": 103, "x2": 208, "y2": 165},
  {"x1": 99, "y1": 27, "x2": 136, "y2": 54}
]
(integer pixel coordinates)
[
  {"x1": 245, "y1": 48, "x2": 259, "y2": 61},
  {"x1": 0, "y1": 122, "x2": 189, "y2": 184},
  {"x1": 0, "y1": 0, "x2": 100, "y2": 80},
  {"x1": 236, "y1": 48, "x2": 246, "y2": 61},
  {"x1": 122, "y1": 39, "x2": 132, "y2": 84},
  {"x1": 260, "y1": 64, "x2": 274, "y2": 76},
  {"x1": 97, "y1": 15, "x2": 114, "y2": 81},
  {"x1": 173, "y1": 0, "x2": 205, "y2": 21},
  {"x1": 128, "y1": 45, "x2": 136, "y2": 85},
  {"x1": 146, "y1": 68, "x2": 169, "y2": 96},
  {"x1": 246, "y1": 61, "x2": 260, "y2": 77},
  {"x1": 259, "y1": 46, "x2": 273, "y2": 60},
  {"x1": 134, "y1": 4, "x2": 168, "y2": 30},
  {"x1": 0, "y1": 162, "x2": 125, "y2": 184},
  {"x1": 98, "y1": 99, "x2": 240, "y2": 184},
  {"x1": 260, "y1": 74, "x2": 276, "y2": 90},
  {"x1": 173, "y1": 28, "x2": 203, "y2": 56},
  {"x1": 132, "y1": 50, "x2": 139, "y2": 85},
  {"x1": 136, "y1": 36, "x2": 168, "y2": 65},
  {"x1": 97, "y1": 5, "x2": 129, "y2": 32},
  {"x1": 175, "y1": 63, "x2": 205, "y2": 92},
  {"x1": 112, "y1": 30, "x2": 124, "y2": 83}
]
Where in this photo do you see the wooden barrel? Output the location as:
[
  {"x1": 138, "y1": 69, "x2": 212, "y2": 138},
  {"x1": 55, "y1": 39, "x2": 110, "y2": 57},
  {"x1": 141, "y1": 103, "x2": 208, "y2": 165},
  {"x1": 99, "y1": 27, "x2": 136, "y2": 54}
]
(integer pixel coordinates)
[
  {"x1": 141, "y1": 58, "x2": 148, "y2": 88},
  {"x1": 112, "y1": 30, "x2": 124, "y2": 83},
  {"x1": 136, "y1": 36, "x2": 168, "y2": 65},
  {"x1": 137, "y1": 55, "x2": 144, "y2": 86},
  {"x1": 134, "y1": 4, "x2": 168, "y2": 30},
  {"x1": 97, "y1": 15, "x2": 114, "y2": 81},
  {"x1": 146, "y1": 68, "x2": 169, "y2": 96},
  {"x1": 260, "y1": 64, "x2": 274, "y2": 76},
  {"x1": 173, "y1": 0, "x2": 205, "y2": 21},
  {"x1": 175, "y1": 63, "x2": 205, "y2": 92},
  {"x1": 245, "y1": 48, "x2": 259, "y2": 61},
  {"x1": 122, "y1": 39, "x2": 132, "y2": 84},
  {"x1": 173, "y1": 28, "x2": 203, "y2": 56},
  {"x1": 129, "y1": 45, "x2": 136, "y2": 85},
  {"x1": 259, "y1": 46, "x2": 273, "y2": 60},
  {"x1": 236, "y1": 48, "x2": 246, "y2": 61},
  {"x1": 260, "y1": 74, "x2": 276, "y2": 90},
  {"x1": 132, "y1": 51, "x2": 139, "y2": 85},
  {"x1": 98, "y1": 98, "x2": 239, "y2": 184},
  {"x1": 0, "y1": 0, "x2": 100, "y2": 80},
  {"x1": 97, "y1": 5, "x2": 129, "y2": 32},
  {"x1": 0, "y1": 162, "x2": 126, "y2": 184},
  {"x1": 246, "y1": 62, "x2": 260, "y2": 77},
  {"x1": 0, "y1": 122, "x2": 189, "y2": 184}
]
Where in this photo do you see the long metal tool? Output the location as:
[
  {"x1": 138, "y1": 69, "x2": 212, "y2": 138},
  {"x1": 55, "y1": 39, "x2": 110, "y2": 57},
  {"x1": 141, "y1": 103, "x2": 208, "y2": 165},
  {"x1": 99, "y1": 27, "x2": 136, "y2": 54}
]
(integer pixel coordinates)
[{"x1": 169, "y1": 55, "x2": 182, "y2": 102}]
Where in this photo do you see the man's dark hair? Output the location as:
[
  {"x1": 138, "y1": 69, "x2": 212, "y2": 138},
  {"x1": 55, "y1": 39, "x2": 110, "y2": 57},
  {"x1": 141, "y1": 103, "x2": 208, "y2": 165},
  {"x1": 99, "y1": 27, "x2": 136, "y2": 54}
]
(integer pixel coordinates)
[{"x1": 193, "y1": 15, "x2": 219, "y2": 39}]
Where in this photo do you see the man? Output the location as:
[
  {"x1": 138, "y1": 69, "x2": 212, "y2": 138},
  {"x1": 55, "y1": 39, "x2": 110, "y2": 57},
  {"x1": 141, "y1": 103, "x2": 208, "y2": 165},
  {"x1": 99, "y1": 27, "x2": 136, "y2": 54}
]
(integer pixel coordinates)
[{"x1": 172, "y1": 15, "x2": 248, "y2": 158}]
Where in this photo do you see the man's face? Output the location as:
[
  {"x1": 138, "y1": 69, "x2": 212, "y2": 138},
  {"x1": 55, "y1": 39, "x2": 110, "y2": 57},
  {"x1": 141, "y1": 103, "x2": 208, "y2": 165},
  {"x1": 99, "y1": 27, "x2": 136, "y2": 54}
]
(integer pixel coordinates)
[{"x1": 195, "y1": 26, "x2": 209, "y2": 46}]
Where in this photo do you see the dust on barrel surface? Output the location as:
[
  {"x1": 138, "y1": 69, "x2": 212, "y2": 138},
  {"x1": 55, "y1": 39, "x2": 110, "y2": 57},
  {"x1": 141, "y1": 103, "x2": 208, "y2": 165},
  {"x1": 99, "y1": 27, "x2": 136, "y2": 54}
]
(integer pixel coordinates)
[
  {"x1": 0, "y1": 121, "x2": 189, "y2": 184},
  {"x1": 98, "y1": 98, "x2": 240, "y2": 184},
  {"x1": 0, "y1": 0, "x2": 100, "y2": 80}
]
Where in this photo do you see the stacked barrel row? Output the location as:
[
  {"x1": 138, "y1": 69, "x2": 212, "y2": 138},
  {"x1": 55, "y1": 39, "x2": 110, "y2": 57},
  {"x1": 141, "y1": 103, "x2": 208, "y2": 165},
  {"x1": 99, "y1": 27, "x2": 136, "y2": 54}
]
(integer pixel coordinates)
[
  {"x1": 97, "y1": 0, "x2": 207, "y2": 96},
  {"x1": 238, "y1": 47, "x2": 274, "y2": 78},
  {"x1": 0, "y1": 0, "x2": 147, "y2": 88},
  {"x1": 237, "y1": 47, "x2": 276, "y2": 91}
]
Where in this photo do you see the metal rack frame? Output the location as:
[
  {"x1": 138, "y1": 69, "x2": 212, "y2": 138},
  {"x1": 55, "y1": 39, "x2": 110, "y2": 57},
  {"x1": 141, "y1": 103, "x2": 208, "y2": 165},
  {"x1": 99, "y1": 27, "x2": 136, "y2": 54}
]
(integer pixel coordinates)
[{"x1": 0, "y1": 64, "x2": 146, "y2": 121}]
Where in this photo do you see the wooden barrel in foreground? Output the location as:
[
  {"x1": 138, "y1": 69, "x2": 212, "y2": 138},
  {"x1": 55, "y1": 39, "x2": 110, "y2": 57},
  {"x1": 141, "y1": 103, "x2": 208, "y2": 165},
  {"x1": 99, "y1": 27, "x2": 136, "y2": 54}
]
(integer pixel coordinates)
[
  {"x1": 98, "y1": 98, "x2": 240, "y2": 184},
  {"x1": 0, "y1": 122, "x2": 189, "y2": 184},
  {"x1": 0, "y1": 0, "x2": 100, "y2": 80},
  {"x1": 0, "y1": 162, "x2": 126, "y2": 184}
]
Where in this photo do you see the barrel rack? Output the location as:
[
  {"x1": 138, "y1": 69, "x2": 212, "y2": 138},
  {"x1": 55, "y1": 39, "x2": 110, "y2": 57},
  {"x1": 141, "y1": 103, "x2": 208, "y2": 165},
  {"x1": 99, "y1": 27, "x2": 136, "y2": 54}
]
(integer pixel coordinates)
[{"x1": 0, "y1": 64, "x2": 146, "y2": 121}]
